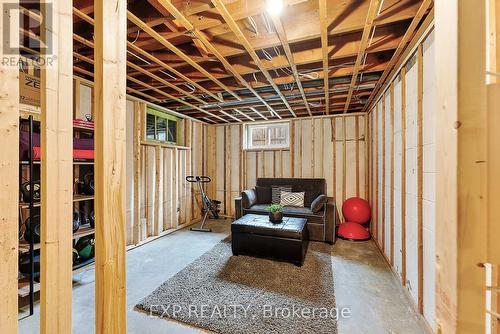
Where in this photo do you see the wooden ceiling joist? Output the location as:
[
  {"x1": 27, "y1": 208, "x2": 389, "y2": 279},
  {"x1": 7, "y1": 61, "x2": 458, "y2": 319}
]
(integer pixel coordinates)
[
  {"x1": 56, "y1": 0, "x2": 429, "y2": 123},
  {"x1": 155, "y1": 0, "x2": 274, "y2": 120},
  {"x1": 343, "y1": 0, "x2": 382, "y2": 113},
  {"x1": 211, "y1": 0, "x2": 297, "y2": 118},
  {"x1": 126, "y1": 42, "x2": 222, "y2": 102},
  {"x1": 71, "y1": 6, "x2": 224, "y2": 104},
  {"x1": 127, "y1": 11, "x2": 242, "y2": 100},
  {"x1": 363, "y1": 0, "x2": 433, "y2": 111},
  {"x1": 270, "y1": 14, "x2": 312, "y2": 116}
]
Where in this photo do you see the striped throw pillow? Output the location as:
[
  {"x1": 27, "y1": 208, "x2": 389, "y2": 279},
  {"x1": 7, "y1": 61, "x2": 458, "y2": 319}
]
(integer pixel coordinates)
[
  {"x1": 271, "y1": 186, "x2": 292, "y2": 204},
  {"x1": 280, "y1": 191, "x2": 305, "y2": 207}
]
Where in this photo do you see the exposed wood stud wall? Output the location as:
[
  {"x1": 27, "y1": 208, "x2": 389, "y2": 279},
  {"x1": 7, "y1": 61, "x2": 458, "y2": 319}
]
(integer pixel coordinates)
[
  {"x1": 417, "y1": 43, "x2": 424, "y2": 314},
  {"x1": 368, "y1": 27, "x2": 439, "y2": 329},
  {"x1": 0, "y1": 0, "x2": 19, "y2": 329},
  {"x1": 401, "y1": 66, "x2": 407, "y2": 287},
  {"x1": 390, "y1": 83, "x2": 395, "y2": 266},
  {"x1": 40, "y1": 1, "x2": 73, "y2": 332},
  {"x1": 94, "y1": 0, "x2": 127, "y2": 332},
  {"x1": 211, "y1": 115, "x2": 367, "y2": 218},
  {"x1": 381, "y1": 97, "x2": 386, "y2": 252}
]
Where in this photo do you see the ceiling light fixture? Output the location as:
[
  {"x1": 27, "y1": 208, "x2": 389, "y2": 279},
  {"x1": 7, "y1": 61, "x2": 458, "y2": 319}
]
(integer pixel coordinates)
[{"x1": 266, "y1": 0, "x2": 284, "y2": 16}]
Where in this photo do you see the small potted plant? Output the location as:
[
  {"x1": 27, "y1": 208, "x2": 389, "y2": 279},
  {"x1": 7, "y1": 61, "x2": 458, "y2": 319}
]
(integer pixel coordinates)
[{"x1": 268, "y1": 204, "x2": 284, "y2": 224}]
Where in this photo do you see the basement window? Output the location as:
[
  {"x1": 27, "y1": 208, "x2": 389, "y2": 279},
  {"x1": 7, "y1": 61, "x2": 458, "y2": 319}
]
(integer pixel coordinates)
[
  {"x1": 145, "y1": 108, "x2": 181, "y2": 145},
  {"x1": 244, "y1": 122, "x2": 290, "y2": 150}
]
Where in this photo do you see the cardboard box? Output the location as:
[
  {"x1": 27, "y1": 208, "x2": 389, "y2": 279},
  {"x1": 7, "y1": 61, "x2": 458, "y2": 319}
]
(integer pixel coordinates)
[{"x1": 19, "y1": 72, "x2": 40, "y2": 107}]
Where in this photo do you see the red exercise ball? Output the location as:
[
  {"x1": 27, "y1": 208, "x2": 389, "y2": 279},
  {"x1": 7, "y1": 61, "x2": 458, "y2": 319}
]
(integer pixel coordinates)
[
  {"x1": 337, "y1": 222, "x2": 371, "y2": 241},
  {"x1": 342, "y1": 197, "x2": 371, "y2": 224}
]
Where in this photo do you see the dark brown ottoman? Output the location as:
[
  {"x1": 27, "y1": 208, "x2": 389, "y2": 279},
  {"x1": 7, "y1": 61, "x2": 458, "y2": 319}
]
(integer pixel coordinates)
[{"x1": 231, "y1": 214, "x2": 309, "y2": 266}]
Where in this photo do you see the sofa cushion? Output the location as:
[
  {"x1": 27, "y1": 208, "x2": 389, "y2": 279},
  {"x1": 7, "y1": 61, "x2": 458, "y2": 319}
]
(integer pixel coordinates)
[
  {"x1": 311, "y1": 194, "x2": 327, "y2": 213},
  {"x1": 271, "y1": 186, "x2": 292, "y2": 204},
  {"x1": 280, "y1": 191, "x2": 305, "y2": 207},
  {"x1": 255, "y1": 186, "x2": 272, "y2": 204},
  {"x1": 258, "y1": 178, "x2": 326, "y2": 207},
  {"x1": 303, "y1": 189, "x2": 321, "y2": 207},
  {"x1": 241, "y1": 189, "x2": 257, "y2": 209}
]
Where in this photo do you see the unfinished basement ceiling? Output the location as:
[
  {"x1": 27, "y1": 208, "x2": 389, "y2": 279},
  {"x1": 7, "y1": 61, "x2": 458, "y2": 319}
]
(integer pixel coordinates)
[{"x1": 21, "y1": 0, "x2": 432, "y2": 123}]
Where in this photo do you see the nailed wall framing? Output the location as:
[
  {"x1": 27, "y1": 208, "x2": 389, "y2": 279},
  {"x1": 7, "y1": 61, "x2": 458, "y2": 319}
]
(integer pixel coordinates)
[{"x1": 210, "y1": 114, "x2": 367, "y2": 218}]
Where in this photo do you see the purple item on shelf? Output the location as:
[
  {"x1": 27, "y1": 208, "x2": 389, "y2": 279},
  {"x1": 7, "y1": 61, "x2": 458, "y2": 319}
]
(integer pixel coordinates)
[{"x1": 20, "y1": 130, "x2": 94, "y2": 160}]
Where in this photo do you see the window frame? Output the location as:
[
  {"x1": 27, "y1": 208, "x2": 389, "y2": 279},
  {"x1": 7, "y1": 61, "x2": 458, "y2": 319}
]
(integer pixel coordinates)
[
  {"x1": 244, "y1": 121, "x2": 290, "y2": 150},
  {"x1": 145, "y1": 108, "x2": 183, "y2": 146}
]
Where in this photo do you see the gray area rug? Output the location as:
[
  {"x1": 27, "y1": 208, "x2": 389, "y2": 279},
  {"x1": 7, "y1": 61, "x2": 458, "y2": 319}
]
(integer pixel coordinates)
[{"x1": 136, "y1": 239, "x2": 337, "y2": 334}]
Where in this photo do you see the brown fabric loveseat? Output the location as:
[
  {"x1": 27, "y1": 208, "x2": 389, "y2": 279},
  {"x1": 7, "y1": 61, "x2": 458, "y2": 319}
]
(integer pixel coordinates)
[{"x1": 235, "y1": 178, "x2": 337, "y2": 244}]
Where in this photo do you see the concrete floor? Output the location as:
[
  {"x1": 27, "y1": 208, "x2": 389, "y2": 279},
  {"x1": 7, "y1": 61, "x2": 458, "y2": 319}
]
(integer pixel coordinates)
[{"x1": 19, "y1": 219, "x2": 430, "y2": 334}]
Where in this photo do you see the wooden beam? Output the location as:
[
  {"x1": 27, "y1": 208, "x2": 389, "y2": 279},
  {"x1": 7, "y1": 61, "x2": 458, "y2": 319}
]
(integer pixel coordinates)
[
  {"x1": 343, "y1": 0, "x2": 381, "y2": 113},
  {"x1": 319, "y1": 0, "x2": 329, "y2": 115},
  {"x1": 0, "y1": 0, "x2": 19, "y2": 329},
  {"x1": 364, "y1": 0, "x2": 433, "y2": 112},
  {"x1": 389, "y1": 82, "x2": 395, "y2": 266},
  {"x1": 211, "y1": 0, "x2": 297, "y2": 117},
  {"x1": 133, "y1": 102, "x2": 143, "y2": 244},
  {"x1": 94, "y1": 0, "x2": 127, "y2": 332},
  {"x1": 127, "y1": 10, "x2": 241, "y2": 100},
  {"x1": 126, "y1": 74, "x2": 232, "y2": 122},
  {"x1": 40, "y1": 1, "x2": 73, "y2": 333},
  {"x1": 417, "y1": 44, "x2": 424, "y2": 315},
  {"x1": 270, "y1": 15, "x2": 312, "y2": 116},
  {"x1": 126, "y1": 42, "x2": 222, "y2": 102},
  {"x1": 156, "y1": 1, "x2": 273, "y2": 120},
  {"x1": 401, "y1": 66, "x2": 407, "y2": 287},
  {"x1": 71, "y1": 5, "x2": 224, "y2": 104},
  {"x1": 435, "y1": 1, "x2": 488, "y2": 331}
]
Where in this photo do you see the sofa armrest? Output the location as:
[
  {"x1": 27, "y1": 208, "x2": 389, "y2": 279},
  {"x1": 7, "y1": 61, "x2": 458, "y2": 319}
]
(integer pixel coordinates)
[
  {"x1": 241, "y1": 188, "x2": 257, "y2": 209},
  {"x1": 325, "y1": 197, "x2": 338, "y2": 244},
  {"x1": 235, "y1": 197, "x2": 243, "y2": 219}
]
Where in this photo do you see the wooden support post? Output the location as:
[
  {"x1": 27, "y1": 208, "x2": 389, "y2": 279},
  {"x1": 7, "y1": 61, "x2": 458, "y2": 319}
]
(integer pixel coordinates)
[
  {"x1": 417, "y1": 44, "x2": 424, "y2": 314},
  {"x1": 40, "y1": 1, "x2": 73, "y2": 333},
  {"x1": 355, "y1": 116, "x2": 360, "y2": 197},
  {"x1": 0, "y1": 0, "x2": 19, "y2": 329},
  {"x1": 94, "y1": 0, "x2": 127, "y2": 332},
  {"x1": 381, "y1": 97, "x2": 386, "y2": 252},
  {"x1": 290, "y1": 120, "x2": 295, "y2": 177},
  {"x1": 154, "y1": 146, "x2": 161, "y2": 236},
  {"x1": 390, "y1": 83, "x2": 395, "y2": 266},
  {"x1": 172, "y1": 148, "x2": 178, "y2": 228},
  {"x1": 435, "y1": 1, "x2": 488, "y2": 331},
  {"x1": 311, "y1": 120, "x2": 315, "y2": 177},
  {"x1": 374, "y1": 105, "x2": 379, "y2": 241},
  {"x1": 299, "y1": 120, "x2": 303, "y2": 177},
  {"x1": 320, "y1": 119, "x2": 325, "y2": 177},
  {"x1": 206, "y1": 126, "x2": 216, "y2": 198},
  {"x1": 226, "y1": 127, "x2": 231, "y2": 216},
  {"x1": 332, "y1": 118, "x2": 337, "y2": 210},
  {"x1": 365, "y1": 114, "x2": 369, "y2": 199},
  {"x1": 401, "y1": 67, "x2": 407, "y2": 286},
  {"x1": 342, "y1": 117, "x2": 347, "y2": 205},
  {"x1": 133, "y1": 102, "x2": 143, "y2": 244}
]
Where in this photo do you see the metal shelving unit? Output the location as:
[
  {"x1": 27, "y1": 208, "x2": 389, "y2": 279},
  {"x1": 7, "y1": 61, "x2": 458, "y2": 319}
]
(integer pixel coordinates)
[{"x1": 18, "y1": 116, "x2": 95, "y2": 316}]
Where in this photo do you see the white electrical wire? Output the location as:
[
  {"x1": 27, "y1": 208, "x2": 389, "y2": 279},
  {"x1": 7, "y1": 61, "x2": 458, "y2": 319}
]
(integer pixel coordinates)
[
  {"x1": 131, "y1": 30, "x2": 141, "y2": 44},
  {"x1": 184, "y1": 83, "x2": 196, "y2": 93},
  {"x1": 247, "y1": 16, "x2": 258, "y2": 35},
  {"x1": 262, "y1": 13, "x2": 273, "y2": 33},
  {"x1": 127, "y1": 50, "x2": 150, "y2": 65},
  {"x1": 262, "y1": 49, "x2": 273, "y2": 61},
  {"x1": 159, "y1": 70, "x2": 177, "y2": 81}
]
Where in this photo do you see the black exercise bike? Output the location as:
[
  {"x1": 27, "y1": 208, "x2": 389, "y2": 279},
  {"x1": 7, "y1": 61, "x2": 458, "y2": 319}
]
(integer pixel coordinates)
[{"x1": 186, "y1": 176, "x2": 220, "y2": 232}]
